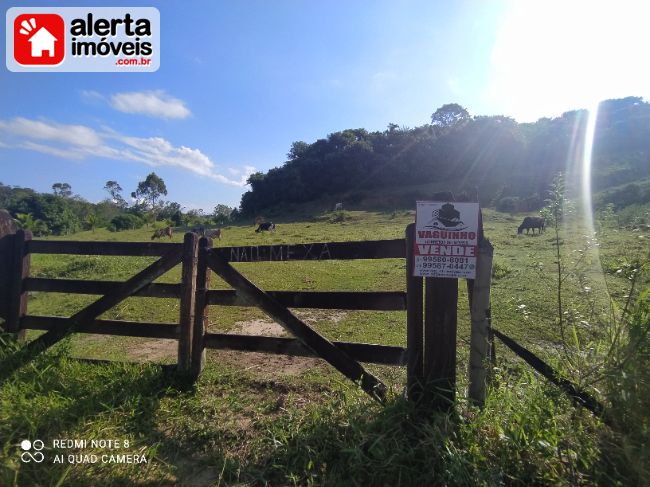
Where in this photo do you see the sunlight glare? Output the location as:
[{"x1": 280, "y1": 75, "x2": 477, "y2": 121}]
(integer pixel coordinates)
[{"x1": 488, "y1": 0, "x2": 650, "y2": 122}]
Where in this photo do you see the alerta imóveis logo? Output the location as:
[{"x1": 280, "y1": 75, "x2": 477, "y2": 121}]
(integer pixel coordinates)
[
  {"x1": 13, "y1": 13, "x2": 65, "y2": 65},
  {"x1": 6, "y1": 7, "x2": 160, "y2": 72}
]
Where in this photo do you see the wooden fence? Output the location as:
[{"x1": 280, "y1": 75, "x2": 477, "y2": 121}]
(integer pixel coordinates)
[
  {"x1": 0, "y1": 230, "x2": 422, "y2": 402},
  {"x1": 0, "y1": 227, "x2": 600, "y2": 416}
]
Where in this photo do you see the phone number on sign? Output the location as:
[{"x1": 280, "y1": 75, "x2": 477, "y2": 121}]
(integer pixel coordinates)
[
  {"x1": 419, "y1": 261, "x2": 474, "y2": 270},
  {"x1": 421, "y1": 256, "x2": 471, "y2": 263}
]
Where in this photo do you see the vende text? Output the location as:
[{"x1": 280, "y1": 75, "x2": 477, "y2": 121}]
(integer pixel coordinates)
[{"x1": 416, "y1": 245, "x2": 476, "y2": 257}]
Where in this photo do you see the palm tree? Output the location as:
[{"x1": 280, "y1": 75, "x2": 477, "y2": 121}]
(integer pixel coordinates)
[
  {"x1": 86, "y1": 213, "x2": 98, "y2": 233},
  {"x1": 15, "y1": 213, "x2": 49, "y2": 236}
]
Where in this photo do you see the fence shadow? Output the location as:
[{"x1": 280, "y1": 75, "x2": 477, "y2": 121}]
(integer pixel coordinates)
[
  {"x1": 225, "y1": 395, "x2": 460, "y2": 486},
  {"x1": 0, "y1": 340, "x2": 200, "y2": 486}
]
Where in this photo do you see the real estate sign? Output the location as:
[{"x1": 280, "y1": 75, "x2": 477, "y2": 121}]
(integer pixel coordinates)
[{"x1": 414, "y1": 201, "x2": 480, "y2": 279}]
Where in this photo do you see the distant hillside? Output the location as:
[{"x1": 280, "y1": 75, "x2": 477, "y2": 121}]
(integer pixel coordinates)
[{"x1": 240, "y1": 97, "x2": 650, "y2": 215}]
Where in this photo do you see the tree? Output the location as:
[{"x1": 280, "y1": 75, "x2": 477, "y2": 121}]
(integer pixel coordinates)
[
  {"x1": 131, "y1": 172, "x2": 168, "y2": 211},
  {"x1": 158, "y1": 201, "x2": 183, "y2": 226},
  {"x1": 430, "y1": 103, "x2": 470, "y2": 128},
  {"x1": 287, "y1": 141, "x2": 310, "y2": 160},
  {"x1": 52, "y1": 182, "x2": 72, "y2": 198},
  {"x1": 85, "y1": 212, "x2": 97, "y2": 233},
  {"x1": 104, "y1": 180, "x2": 127, "y2": 208},
  {"x1": 15, "y1": 213, "x2": 49, "y2": 236},
  {"x1": 213, "y1": 204, "x2": 234, "y2": 225}
]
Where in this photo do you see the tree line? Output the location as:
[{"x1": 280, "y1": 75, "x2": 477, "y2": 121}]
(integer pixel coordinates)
[
  {"x1": 0, "y1": 172, "x2": 236, "y2": 236},
  {"x1": 239, "y1": 97, "x2": 650, "y2": 215}
]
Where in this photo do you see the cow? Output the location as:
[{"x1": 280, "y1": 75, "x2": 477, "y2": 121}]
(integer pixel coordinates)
[
  {"x1": 206, "y1": 228, "x2": 222, "y2": 240},
  {"x1": 191, "y1": 225, "x2": 206, "y2": 236},
  {"x1": 256, "y1": 222, "x2": 276, "y2": 233},
  {"x1": 334, "y1": 202, "x2": 344, "y2": 211},
  {"x1": 518, "y1": 216, "x2": 545, "y2": 234},
  {"x1": 151, "y1": 226, "x2": 173, "y2": 240}
]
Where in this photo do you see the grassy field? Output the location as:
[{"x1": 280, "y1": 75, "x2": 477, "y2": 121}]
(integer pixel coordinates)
[{"x1": 1, "y1": 208, "x2": 648, "y2": 485}]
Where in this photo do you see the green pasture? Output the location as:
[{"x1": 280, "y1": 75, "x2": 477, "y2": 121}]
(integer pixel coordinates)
[{"x1": 1, "y1": 209, "x2": 648, "y2": 485}]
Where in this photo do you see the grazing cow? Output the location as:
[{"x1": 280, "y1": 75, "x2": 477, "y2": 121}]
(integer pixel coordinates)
[
  {"x1": 206, "y1": 228, "x2": 222, "y2": 240},
  {"x1": 255, "y1": 222, "x2": 276, "y2": 233},
  {"x1": 191, "y1": 225, "x2": 206, "y2": 236},
  {"x1": 151, "y1": 226, "x2": 173, "y2": 240},
  {"x1": 334, "y1": 202, "x2": 344, "y2": 211},
  {"x1": 518, "y1": 216, "x2": 545, "y2": 234}
]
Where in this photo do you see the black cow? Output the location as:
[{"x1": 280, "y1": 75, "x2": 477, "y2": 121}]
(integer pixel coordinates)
[
  {"x1": 255, "y1": 222, "x2": 276, "y2": 233},
  {"x1": 518, "y1": 216, "x2": 545, "y2": 234}
]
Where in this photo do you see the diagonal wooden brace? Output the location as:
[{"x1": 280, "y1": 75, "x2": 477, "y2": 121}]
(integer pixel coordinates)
[
  {"x1": 206, "y1": 251, "x2": 386, "y2": 402},
  {"x1": 25, "y1": 247, "x2": 183, "y2": 354}
]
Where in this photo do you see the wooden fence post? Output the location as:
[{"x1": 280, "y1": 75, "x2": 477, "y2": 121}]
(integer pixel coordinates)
[
  {"x1": 6, "y1": 230, "x2": 31, "y2": 340},
  {"x1": 467, "y1": 239, "x2": 494, "y2": 406},
  {"x1": 424, "y1": 276, "x2": 458, "y2": 410},
  {"x1": 178, "y1": 232, "x2": 199, "y2": 374},
  {"x1": 190, "y1": 236, "x2": 212, "y2": 380},
  {"x1": 405, "y1": 223, "x2": 424, "y2": 401}
]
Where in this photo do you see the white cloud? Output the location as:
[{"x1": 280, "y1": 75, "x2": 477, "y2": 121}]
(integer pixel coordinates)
[
  {"x1": 0, "y1": 117, "x2": 103, "y2": 147},
  {"x1": 80, "y1": 90, "x2": 105, "y2": 102},
  {"x1": 0, "y1": 117, "x2": 252, "y2": 187},
  {"x1": 110, "y1": 90, "x2": 191, "y2": 119}
]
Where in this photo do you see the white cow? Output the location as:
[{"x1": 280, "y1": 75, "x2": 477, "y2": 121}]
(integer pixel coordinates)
[
  {"x1": 206, "y1": 228, "x2": 222, "y2": 240},
  {"x1": 334, "y1": 202, "x2": 344, "y2": 211}
]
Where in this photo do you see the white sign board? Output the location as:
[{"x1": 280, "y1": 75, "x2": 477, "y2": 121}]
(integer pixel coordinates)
[{"x1": 414, "y1": 201, "x2": 480, "y2": 279}]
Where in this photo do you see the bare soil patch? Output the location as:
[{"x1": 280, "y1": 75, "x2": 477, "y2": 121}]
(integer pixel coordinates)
[
  {"x1": 124, "y1": 338, "x2": 177, "y2": 362},
  {"x1": 213, "y1": 317, "x2": 330, "y2": 377}
]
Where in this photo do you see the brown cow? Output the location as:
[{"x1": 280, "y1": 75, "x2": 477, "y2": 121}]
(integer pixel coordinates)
[{"x1": 151, "y1": 226, "x2": 173, "y2": 240}]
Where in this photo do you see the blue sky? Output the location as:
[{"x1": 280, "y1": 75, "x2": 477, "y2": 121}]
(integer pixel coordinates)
[{"x1": 2, "y1": 0, "x2": 649, "y2": 210}]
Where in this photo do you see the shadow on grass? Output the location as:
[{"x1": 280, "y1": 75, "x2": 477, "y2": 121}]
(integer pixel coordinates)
[
  {"x1": 218, "y1": 394, "x2": 470, "y2": 486},
  {"x1": 0, "y1": 334, "x2": 220, "y2": 486}
]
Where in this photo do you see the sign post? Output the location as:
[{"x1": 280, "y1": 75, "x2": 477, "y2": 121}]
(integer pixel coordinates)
[{"x1": 410, "y1": 200, "x2": 480, "y2": 409}]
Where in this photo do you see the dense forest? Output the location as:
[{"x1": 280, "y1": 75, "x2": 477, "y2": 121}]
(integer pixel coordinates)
[
  {"x1": 239, "y1": 96, "x2": 650, "y2": 215},
  {"x1": 2, "y1": 96, "x2": 650, "y2": 236}
]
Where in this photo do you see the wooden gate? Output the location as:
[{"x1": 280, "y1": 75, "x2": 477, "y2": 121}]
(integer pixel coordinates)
[
  {"x1": 0, "y1": 231, "x2": 412, "y2": 401},
  {"x1": 192, "y1": 237, "x2": 408, "y2": 401}
]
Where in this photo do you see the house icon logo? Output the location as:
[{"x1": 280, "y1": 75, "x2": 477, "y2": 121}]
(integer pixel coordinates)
[{"x1": 13, "y1": 14, "x2": 65, "y2": 66}]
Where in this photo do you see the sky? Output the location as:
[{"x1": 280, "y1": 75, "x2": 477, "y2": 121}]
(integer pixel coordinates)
[{"x1": 1, "y1": 0, "x2": 649, "y2": 210}]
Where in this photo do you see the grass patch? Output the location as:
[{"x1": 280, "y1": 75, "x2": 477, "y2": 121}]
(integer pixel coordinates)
[{"x1": 1, "y1": 207, "x2": 648, "y2": 484}]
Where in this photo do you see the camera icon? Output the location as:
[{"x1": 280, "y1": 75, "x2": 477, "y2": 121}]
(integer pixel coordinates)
[{"x1": 20, "y1": 439, "x2": 45, "y2": 463}]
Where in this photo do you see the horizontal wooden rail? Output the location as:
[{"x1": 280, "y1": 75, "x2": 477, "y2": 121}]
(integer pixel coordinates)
[
  {"x1": 26, "y1": 239, "x2": 405, "y2": 260},
  {"x1": 204, "y1": 333, "x2": 406, "y2": 365},
  {"x1": 207, "y1": 290, "x2": 406, "y2": 310},
  {"x1": 25, "y1": 278, "x2": 181, "y2": 298},
  {"x1": 20, "y1": 316, "x2": 406, "y2": 365},
  {"x1": 213, "y1": 239, "x2": 405, "y2": 262},
  {"x1": 27, "y1": 240, "x2": 182, "y2": 256},
  {"x1": 22, "y1": 280, "x2": 406, "y2": 310},
  {"x1": 22, "y1": 315, "x2": 178, "y2": 339}
]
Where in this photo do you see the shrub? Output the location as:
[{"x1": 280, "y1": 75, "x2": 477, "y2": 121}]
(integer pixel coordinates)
[
  {"x1": 496, "y1": 196, "x2": 520, "y2": 212},
  {"x1": 109, "y1": 214, "x2": 144, "y2": 231},
  {"x1": 491, "y1": 260, "x2": 513, "y2": 280},
  {"x1": 328, "y1": 210, "x2": 349, "y2": 223}
]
